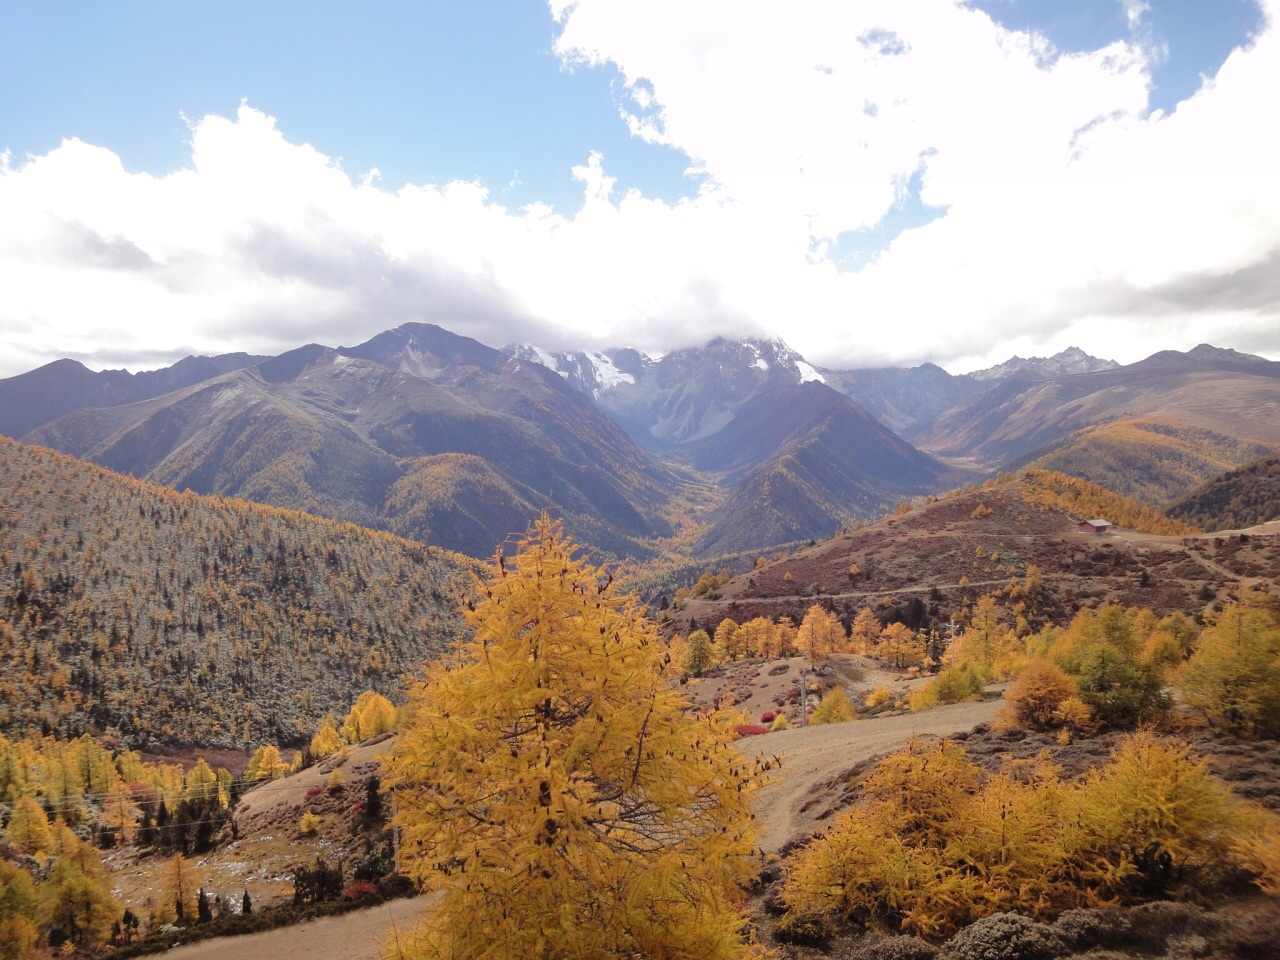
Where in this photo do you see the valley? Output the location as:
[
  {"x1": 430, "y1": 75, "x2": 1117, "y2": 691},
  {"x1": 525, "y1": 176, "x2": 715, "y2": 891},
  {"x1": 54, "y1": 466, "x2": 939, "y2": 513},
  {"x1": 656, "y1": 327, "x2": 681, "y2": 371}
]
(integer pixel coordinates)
[{"x1": 1, "y1": 330, "x2": 1279, "y2": 960}]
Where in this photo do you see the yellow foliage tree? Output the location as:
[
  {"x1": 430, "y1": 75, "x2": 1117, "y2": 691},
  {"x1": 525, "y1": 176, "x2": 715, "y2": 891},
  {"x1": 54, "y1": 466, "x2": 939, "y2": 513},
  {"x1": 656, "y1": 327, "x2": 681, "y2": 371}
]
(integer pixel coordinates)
[
  {"x1": 161, "y1": 852, "x2": 198, "y2": 924},
  {"x1": 849, "y1": 607, "x2": 880, "y2": 655},
  {"x1": 183, "y1": 758, "x2": 219, "y2": 805},
  {"x1": 877, "y1": 623, "x2": 925, "y2": 669},
  {"x1": 382, "y1": 518, "x2": 769, "y2": 960},
  {"x1": 681, "y1": 629, "x2": 715, "y2": 677},
  {"x1": 713, "y1": 617, "x2": 742, "y2": 662},
  {"x1": 796, "y1": 605, "x2": 843, "y2": 663},
  {"x1": 750, "y1": 618, "x2": 781, "y2": 659},
  {"x1": 342, "y1": 690, "x2": 397, "y2": 743},
  {"x1": 102, "y1": 780, "x2": 141, "y2": 845},
  {"x1": 774, "y1": 617, "x2": 798, "y2": 658},
  {"x1": 810, "y1": 687, "x2": 855, "y2": 725},
  {"x1": 4, "y1": 795, "x2": 52, "y2": 856},
  {"x1": 41, "y1": 822, "x2": 118, "y2": 947},
  {"x1": 0, "y1": 860, "x2": 39, "y2": 960},
  {"x1": 1072, "y1": 730, "x2": 1255, "y2": 894},
  {"x1": 951, "y1": 595, "x2": 1021, "y2": 678},
  {"x1": 1001, "y1": 659, "x2": 1080, "y2": 730},
  {"x1": 1178, "y1": 602, "x2": 1280, "y2": 738},
  {"x1": 246, "y1": 744, "x2": 288, "y2": 781},
  {"x1": 309, "y1": 714, "x2": 343, "y2": 760}
]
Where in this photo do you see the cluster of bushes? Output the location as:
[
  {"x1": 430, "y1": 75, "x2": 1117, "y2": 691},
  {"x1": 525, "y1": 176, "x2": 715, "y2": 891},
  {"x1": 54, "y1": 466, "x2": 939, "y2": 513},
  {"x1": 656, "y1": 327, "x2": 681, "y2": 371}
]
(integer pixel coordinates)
[
  {"x1": 778, "y1": 732, "x2": 1280, "y2": 942},
  {"x1": 815, "y1": 900, "x2": 1280, "y2": 960}
]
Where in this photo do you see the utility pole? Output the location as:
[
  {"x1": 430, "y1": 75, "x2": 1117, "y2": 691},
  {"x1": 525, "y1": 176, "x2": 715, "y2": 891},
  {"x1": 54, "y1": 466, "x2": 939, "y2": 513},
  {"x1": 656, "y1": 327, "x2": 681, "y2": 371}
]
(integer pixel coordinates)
[{"x1": 799, "y1": 668, "x2": 810, "y2": 725}]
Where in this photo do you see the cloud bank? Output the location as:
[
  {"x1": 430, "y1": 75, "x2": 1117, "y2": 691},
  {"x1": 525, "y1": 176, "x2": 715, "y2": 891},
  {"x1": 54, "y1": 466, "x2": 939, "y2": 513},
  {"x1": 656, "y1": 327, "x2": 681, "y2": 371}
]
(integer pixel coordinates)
[{"x1": 1, "y1": 0, "x2": 1277, "y2": 379}]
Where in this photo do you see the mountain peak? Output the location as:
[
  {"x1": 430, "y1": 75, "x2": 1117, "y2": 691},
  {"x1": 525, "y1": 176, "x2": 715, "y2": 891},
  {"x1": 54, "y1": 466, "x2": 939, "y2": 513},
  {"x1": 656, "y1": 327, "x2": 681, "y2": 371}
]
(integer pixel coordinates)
[{"x1": 971, "y1": 347, "x2": 1119, "y2": 382}]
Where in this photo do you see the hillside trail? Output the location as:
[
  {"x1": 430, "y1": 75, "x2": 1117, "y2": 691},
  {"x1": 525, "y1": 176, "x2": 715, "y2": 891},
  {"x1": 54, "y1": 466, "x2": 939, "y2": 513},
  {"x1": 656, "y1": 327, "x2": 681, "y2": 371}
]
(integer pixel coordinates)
[
  {"x1": 750, "y1": 696, "x2": 1003, "y2": 854},
  {"x1": 161, "y1": 694, "x2": 1001, "y2": 960},
  {"x1": 1111, "y1": 527, "x2": 1274, "y2": 599},
  {"x1": 155, "y1": 894, "x2": 431, "y2": 960}
]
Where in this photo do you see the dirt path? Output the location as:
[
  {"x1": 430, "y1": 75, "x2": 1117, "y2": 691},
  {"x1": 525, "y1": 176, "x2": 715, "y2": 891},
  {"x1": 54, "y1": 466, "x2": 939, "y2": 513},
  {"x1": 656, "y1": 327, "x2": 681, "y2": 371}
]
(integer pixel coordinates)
[
  {"x1": 750, "y1": 697, "x2": 1003, "y2": 853},
  {"x1": 160, "y1": 895, "x2": 431, "y2": 960}
]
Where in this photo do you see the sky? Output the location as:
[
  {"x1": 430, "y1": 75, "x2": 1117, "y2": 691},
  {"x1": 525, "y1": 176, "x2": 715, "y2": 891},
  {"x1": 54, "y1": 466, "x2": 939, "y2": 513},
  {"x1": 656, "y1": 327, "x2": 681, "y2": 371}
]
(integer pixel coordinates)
[{"x1": 1, "y1": 0, "x2": 1277, "y2": 380}]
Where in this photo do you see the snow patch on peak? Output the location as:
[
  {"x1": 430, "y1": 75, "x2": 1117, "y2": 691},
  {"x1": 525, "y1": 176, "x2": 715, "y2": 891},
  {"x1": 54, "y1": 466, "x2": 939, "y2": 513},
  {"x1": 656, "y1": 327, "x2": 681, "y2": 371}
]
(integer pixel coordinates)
[
  {"x1": 588, "y1": 352, "x2": 635, "y2": 390},
  {"x1": 795, "y1": 360, "x2": 826, "y2": 384},
  {"x1": 396, "y1": 346, "x2": 446, "y2": 380},
  {"x1": 744, "y1": 341, "x2": 770, "y2": 371},
  {"x1": 529, "y1": 345, "x2": 566, "y2": 377}
]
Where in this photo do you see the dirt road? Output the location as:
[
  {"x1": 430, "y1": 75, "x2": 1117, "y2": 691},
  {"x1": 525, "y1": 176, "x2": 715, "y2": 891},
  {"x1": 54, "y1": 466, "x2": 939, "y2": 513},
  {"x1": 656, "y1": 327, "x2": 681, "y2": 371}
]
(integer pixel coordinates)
[
  {"x1": 161, "y1": 895, "x2": 431, "y2": 960},
  {"x1": 751, "y1": 696, "x2": 1003, "y2": 852}
]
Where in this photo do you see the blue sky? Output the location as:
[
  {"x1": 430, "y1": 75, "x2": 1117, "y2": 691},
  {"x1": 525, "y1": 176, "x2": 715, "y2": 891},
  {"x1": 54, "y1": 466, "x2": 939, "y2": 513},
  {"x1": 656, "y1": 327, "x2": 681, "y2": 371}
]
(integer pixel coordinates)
[
  {"x1": 2, "y1": 1, "x2": 693, "y2": 210},
  {"x1": 1, "y1": 0, "x2": 1276, "y2": 378}
]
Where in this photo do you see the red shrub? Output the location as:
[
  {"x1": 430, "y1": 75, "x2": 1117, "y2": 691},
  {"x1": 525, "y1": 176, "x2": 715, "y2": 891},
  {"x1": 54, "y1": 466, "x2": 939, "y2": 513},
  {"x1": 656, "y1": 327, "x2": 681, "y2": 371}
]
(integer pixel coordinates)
[
  {"x1": 760, "y1": 711, "x2": 776, "y2": 723},
  {"x1": 305, "y1": 785, "x2": 325, "y2": 800},
  {"x1": 735, "y1": 724, "x2": 770, "y2": 737},
  {"x1": 342, "y1": 879, "x2": 378, "y2": 901}
]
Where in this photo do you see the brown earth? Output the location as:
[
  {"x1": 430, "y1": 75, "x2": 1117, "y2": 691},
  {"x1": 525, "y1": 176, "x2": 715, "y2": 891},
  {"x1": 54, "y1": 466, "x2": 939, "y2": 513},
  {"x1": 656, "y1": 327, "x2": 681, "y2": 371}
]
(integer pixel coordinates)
[
  {"x1": 670, "y1": 481, "x2": 1280, "y2": 639},
  {"x1": 155, "y1": 894, "x2": 430, "y2": 960}
]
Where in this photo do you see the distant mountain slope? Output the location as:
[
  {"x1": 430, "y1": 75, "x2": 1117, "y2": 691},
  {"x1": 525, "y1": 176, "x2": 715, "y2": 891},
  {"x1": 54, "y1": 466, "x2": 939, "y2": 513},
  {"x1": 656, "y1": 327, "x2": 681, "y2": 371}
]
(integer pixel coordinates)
[
  {"x1": 1017, "y1": 468, "x2": 1197, "y2": 535},
  {"x1": 674, "y1": 473, "x2": 1234, "y2": 638},
  {"x1": 908, "y1": 345, "x2": 1280, "y2": 482},
  {"x1": 0, "y1": 353, "x2": 264, "y2": 440},
  {"x1": 23, "y1": 324, "x2": 680, "y2": 560},
  {"x1": 1021, "y1": 419, "x2": 1278, "y2": 507},
  {"x1": 1167, "y1": 456, "x2": 1280, "y2": 531},
  {"x1": 691, "y1": 382, "x2": 963, "y2": 556},
  {"x1": 818, "y1": 362, "x2": 987, "y2": 433},
  {"x1": 0, "y1": 437, "x2": 474, "y2": 749}
]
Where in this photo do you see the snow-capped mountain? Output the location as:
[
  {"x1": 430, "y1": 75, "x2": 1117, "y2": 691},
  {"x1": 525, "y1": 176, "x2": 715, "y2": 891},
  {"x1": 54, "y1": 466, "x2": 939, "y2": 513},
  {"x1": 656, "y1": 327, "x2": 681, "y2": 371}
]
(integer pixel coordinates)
[
  {"x1": 970, "y1": 346, "x2": 1119, "y2": 381},
  {"x1": 503, "y1": 344, "x2": 650, "y2": 399}
]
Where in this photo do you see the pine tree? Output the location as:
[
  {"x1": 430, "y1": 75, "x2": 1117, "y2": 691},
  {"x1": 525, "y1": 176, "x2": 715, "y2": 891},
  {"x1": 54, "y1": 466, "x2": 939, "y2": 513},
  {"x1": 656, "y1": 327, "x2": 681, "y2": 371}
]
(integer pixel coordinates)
[{"x1": 382, "y1": 517, "x2": 769, "y2": 960}]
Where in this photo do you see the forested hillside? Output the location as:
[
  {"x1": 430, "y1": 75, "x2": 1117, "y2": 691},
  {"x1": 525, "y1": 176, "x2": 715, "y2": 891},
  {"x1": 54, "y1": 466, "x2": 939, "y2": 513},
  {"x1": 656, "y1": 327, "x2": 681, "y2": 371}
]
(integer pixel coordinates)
[
  {"x1": 0, "y1": 437, "x2": 474, "y2": 749},
  {"x1": 1023, "y1": 419, "x2": 1276, "y2": 507},
  {"x1": 1167, "y1": 455, "x2": 1280, "y2": 531}
]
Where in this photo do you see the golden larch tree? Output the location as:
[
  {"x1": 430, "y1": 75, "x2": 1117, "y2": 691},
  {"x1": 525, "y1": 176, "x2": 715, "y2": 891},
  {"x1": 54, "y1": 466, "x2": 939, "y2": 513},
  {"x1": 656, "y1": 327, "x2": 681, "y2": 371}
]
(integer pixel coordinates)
[
  {"x1": 382, "y1": 517, "x2": 769, "y2": 960},
  {"x1": 796, "y1": 605, "x2": 843, "y2": 663}
]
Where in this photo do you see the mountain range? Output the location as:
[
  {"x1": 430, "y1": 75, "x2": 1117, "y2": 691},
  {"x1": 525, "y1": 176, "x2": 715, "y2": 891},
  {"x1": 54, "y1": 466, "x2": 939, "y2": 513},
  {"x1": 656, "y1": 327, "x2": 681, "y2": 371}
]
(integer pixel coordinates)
[{"x1": 3, "y1": 327, "x2": 1279, "y2": 560}]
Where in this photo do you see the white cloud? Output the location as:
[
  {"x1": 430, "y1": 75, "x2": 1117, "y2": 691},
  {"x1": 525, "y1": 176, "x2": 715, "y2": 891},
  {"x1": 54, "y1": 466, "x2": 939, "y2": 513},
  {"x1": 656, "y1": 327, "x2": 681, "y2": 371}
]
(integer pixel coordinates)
[{"x1": 1, "y1": 1, "x2": 1278, "y2": 381}]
